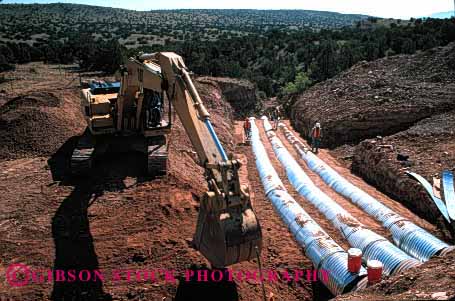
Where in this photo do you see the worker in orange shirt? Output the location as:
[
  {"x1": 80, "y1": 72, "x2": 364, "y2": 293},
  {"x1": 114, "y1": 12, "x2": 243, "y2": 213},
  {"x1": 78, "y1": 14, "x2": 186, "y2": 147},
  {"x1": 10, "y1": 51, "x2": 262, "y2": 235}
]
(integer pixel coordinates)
[
  {"x1": 244, "y1": 118, "x2": 251, "y2": 141},
  {"x1": 310, "y1": 122, "x2": 322, "y2": 153}
]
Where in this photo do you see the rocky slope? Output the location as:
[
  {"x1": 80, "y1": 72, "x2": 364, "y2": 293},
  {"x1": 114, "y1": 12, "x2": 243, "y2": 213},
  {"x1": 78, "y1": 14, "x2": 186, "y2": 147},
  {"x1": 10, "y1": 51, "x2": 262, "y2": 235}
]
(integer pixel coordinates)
[
  {"x1": 197, "y1": 76, "x2": 260, "y2": 118},
  {"x1": 352, "y1": 111, "x2": 455, "y2": 231},
  {"x1": 290, "y1": 42, "x2": 455, "y2": 148}
]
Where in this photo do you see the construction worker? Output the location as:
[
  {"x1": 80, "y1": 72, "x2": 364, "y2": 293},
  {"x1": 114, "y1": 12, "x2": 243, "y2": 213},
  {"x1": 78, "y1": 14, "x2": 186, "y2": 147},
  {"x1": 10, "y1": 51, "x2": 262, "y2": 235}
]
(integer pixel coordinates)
[
  {"x1": 310, "y1": 122, "x2": 322, "y2": 154},
  {"x1": 244, "y1": 118, "x2": 251, "y2": 141},
  {"x1": 273, "y1": 107, "x2": 281, "y2": 130}
]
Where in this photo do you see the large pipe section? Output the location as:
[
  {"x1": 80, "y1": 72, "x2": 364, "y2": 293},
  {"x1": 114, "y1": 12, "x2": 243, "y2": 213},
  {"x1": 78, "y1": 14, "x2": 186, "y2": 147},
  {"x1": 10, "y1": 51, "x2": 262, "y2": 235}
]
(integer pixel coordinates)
[
  {"x1": 261, "y1": 117, "x2": 420, "y2": 275},
  {"x1": 279, "y1": 123, "x2": 454, "y2": 261},
  {"x1": 249, "y1": 118, "x2": 366, "y2": 296}
]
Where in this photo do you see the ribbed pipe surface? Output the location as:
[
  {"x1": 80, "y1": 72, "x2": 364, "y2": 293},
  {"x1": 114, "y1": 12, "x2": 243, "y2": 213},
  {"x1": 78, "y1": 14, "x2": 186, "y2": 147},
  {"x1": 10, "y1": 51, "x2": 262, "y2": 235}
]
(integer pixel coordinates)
[
  {"x1": 261, "y1": 117, "x2": 420, "y2": 275},
  {"x1": 279, "y1": 123, "x2": 452, "y2": 262},
  {"x1": 249, "y1": 117, "x2": 365, "y2": 296}
]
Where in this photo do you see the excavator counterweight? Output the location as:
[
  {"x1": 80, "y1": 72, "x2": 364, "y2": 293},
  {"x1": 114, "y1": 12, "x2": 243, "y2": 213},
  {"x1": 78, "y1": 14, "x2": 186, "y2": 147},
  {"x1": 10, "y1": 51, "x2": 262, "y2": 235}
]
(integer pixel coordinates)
[{"x1": 73, "y1": 52, "x2": 262, "y2": 267}]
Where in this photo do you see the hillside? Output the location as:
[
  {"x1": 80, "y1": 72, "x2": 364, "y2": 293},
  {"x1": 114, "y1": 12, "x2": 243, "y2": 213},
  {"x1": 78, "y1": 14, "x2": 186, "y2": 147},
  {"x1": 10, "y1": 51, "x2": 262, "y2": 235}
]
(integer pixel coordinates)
[
  {"x1": 290, "y1": 42, "x2": 455, "y2": 148},
  {"x1": 0, "y1": 4, "x2": 369, "y2": 47},
  {"x1": 1, "y1": 4, "x2": 454, "y2": 100},
  {"x1": 290, "y1": 42, "x2": 455, "y2": 232}
]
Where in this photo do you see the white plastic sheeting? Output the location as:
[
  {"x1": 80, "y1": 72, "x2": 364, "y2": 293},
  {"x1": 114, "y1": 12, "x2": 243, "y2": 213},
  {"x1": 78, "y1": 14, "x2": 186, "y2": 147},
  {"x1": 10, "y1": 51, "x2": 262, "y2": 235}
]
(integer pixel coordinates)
[
  {"x1": 261, "y1": 117, "x2": 420, "y2": 275},
  {"x1": 279, "y1": 123, "x2": 453, "y2": 262},
  {"x1": 249, "y1": 117, "x2": 366, "y2": 296}
]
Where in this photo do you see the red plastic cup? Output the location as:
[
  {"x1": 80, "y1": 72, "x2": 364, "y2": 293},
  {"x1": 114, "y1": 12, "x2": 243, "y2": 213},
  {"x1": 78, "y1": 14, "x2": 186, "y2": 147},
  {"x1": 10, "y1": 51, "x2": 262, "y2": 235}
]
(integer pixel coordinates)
[
  {"x1": 367, "y1": 260, "x2": 383, "y2": 284},
  {"x1": 347, "y1": 248, "x2": 362, "y2": 273}
]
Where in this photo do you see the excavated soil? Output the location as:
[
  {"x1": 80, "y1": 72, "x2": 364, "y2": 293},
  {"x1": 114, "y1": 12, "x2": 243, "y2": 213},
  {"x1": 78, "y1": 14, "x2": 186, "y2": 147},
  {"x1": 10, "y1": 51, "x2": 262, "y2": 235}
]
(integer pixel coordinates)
[
  {"x1": 0, "y1": 63, "x2": 313, "y2": 301},
  {"x1": 290, "y1": 42, "x2": 455, "y2": 148},
  {"x1": 197, "y1": 77, "x2": 261, "y2": 118},
  {"x1": 1, "y1": 62, "x2": 455, "y2": 301},
  {"x1": 0, "y1": 91, "x2": 85, "y2": 160},
  {"x1": 351, "y1": 111, "x2": 455, "y2": 234},
  {"x1": 289, "y1": 41, "x2": 455, "y2": 236}
]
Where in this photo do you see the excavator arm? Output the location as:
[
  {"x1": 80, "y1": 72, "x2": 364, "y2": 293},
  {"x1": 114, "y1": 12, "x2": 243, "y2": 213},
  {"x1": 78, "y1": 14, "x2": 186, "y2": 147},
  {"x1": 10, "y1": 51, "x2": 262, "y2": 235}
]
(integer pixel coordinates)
[{"x1": 121, "y1": 52, "x2": 262, "y2": 267}]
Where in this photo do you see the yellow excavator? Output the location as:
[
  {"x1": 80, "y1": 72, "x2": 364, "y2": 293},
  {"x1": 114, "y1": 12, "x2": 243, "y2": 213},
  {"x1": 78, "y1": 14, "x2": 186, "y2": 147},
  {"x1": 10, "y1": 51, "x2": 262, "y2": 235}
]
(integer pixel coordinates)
[{"x1": 72, "y1": 52, "x2": 262, "y2": 267}]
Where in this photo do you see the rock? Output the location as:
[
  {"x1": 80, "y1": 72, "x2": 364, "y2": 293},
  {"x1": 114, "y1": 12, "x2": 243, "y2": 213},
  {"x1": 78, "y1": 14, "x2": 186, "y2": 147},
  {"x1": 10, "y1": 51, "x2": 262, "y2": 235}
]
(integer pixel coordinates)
[
  {"x1": 131, "y1": 253, "x2": 147, "y2": 263},
  {"x1": 185, "y1": 238, "x2": 194, "y2": 247},
  {"x1": 397, "y1": 154, "x2": 410, "y2": 161},
  {"x1": 197, "y1": 77, "x2": 259, "y2": 118},
  {"x1": 431, "y1": 292, "x2": 448, "y2": 300},
  {"x1": 400, "y1": 161, "x2": 413, "y2": 167}
]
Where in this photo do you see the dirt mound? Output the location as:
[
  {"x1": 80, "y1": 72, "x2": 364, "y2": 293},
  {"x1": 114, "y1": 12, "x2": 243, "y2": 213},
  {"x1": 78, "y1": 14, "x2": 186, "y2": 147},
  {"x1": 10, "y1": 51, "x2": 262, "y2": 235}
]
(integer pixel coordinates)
[
  {"x1": 290, "y1": 42, "x2": 455, "y2": 148},
  {"x1": 0, "y1": 92, "x2": 61, "y2": 111},
  {"x1": 0, "y1": 90, "x2": 85, "y2": 160},
  {"x1": 289, "y1": 44, "x2": 455, "y2": 300}
]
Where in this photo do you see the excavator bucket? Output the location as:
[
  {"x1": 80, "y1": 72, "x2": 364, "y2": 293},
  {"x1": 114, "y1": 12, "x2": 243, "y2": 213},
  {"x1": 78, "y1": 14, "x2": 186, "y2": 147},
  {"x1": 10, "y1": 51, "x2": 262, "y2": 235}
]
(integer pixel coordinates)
[{"x1": 194, "y1": 195, "x2": 262, "y2": 267}]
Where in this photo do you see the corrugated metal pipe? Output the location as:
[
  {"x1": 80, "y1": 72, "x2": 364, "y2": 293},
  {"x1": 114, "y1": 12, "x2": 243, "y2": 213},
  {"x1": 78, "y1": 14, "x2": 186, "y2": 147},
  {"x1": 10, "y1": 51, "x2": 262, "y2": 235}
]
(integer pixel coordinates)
[
  {"x1": 249, "y1": 117, "x2": 366, "y2": 296},
  {"x1": 278, "y1": 123, "x2": 455, "y2": 261},
  {"x1": 261, "y1": 117, "x2": 421, "y2": 275}
]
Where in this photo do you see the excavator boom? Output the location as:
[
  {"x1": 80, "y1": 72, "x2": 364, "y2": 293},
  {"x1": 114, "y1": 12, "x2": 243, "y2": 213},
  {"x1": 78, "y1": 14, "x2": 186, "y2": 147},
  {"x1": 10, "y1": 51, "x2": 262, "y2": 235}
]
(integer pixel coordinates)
[
  {"x1": 154, "y1": 52, "x2": 262, "y2": 267},
  {"x1": 75, "y1": 52, "x2": 262, "y2": 267}
]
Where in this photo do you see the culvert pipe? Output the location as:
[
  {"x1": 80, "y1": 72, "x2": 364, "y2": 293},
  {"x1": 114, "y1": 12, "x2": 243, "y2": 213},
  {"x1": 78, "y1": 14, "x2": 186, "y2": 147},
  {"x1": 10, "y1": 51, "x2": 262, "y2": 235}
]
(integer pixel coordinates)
[
  {"x1": 261, "y1": 117, "x2": 421, "y2": 275},
  {"x1": 249, "y1": 117, "x2": 366, "y2": 296},
  {"x1": 279, "y1": 123, "x2": 454, "y2": 261}
]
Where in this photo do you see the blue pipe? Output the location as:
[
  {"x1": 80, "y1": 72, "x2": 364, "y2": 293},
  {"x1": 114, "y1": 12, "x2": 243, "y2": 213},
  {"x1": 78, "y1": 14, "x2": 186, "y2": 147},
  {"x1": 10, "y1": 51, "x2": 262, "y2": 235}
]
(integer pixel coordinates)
[
  {"x1": 442, "y1": 170, "x2": 455, "y2": 221},
  {"x1": 204, "y1": 119, "x2": 228, "y2": 162}
]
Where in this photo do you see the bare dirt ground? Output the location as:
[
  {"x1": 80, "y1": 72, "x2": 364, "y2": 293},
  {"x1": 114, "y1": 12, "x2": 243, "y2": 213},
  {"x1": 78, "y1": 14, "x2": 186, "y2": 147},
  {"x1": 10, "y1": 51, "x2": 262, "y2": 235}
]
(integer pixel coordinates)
[
  {"x1": 0, "y1": 63, "x2": 316, "y2": 301},
  {"x1": 1, "y1": 62, "x2": 454, "y2": 301}
]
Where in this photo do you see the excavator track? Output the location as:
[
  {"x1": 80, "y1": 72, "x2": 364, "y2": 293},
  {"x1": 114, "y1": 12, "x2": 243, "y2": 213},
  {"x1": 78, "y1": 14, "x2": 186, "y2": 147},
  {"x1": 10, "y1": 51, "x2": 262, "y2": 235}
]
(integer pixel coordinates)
[
  {"x1": 71, "y1": 130, "x2": 95, "y2": 176},
  {"x1": 147, "y1": 138, "x2": 168, "y2": 176}
]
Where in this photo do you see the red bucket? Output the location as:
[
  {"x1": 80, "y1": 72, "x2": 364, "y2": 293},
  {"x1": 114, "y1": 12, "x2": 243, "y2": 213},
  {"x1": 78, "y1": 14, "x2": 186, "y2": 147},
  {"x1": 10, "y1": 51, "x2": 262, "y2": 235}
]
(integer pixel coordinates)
[
  {"x1": 367, "y1": 260, "x2": 383, "y2": 284},
  {"x1": 347, "y1": 248, "x2": 362, "y2": 273}
]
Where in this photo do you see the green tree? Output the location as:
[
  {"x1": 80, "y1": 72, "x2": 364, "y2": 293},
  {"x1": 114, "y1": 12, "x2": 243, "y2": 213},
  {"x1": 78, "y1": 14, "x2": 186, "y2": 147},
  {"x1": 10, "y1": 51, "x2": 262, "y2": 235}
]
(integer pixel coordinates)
[
  {"x1": 402, "y1": 38, "x2": 416, "y2": 54},
  {"x1": 313, "y1": 40, "x2": 337, "y2": 81},
  {"x1": 282, "y1": 72, "x2": 312, "y2": 95}
]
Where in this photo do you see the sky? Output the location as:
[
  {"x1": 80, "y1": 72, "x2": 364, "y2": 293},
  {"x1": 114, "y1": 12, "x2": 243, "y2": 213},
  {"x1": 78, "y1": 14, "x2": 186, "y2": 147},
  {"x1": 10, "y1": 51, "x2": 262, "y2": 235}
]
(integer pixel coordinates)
[{"x1": 2, "y1": 0, "x2": 454, "y2": 19}]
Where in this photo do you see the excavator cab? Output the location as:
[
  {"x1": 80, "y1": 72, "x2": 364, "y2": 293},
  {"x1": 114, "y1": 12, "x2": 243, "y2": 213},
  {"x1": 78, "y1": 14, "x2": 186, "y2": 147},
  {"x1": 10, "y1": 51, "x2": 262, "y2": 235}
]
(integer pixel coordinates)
[{"x1": 74, "y1": 52, "x2": 262, "y2": 267}]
